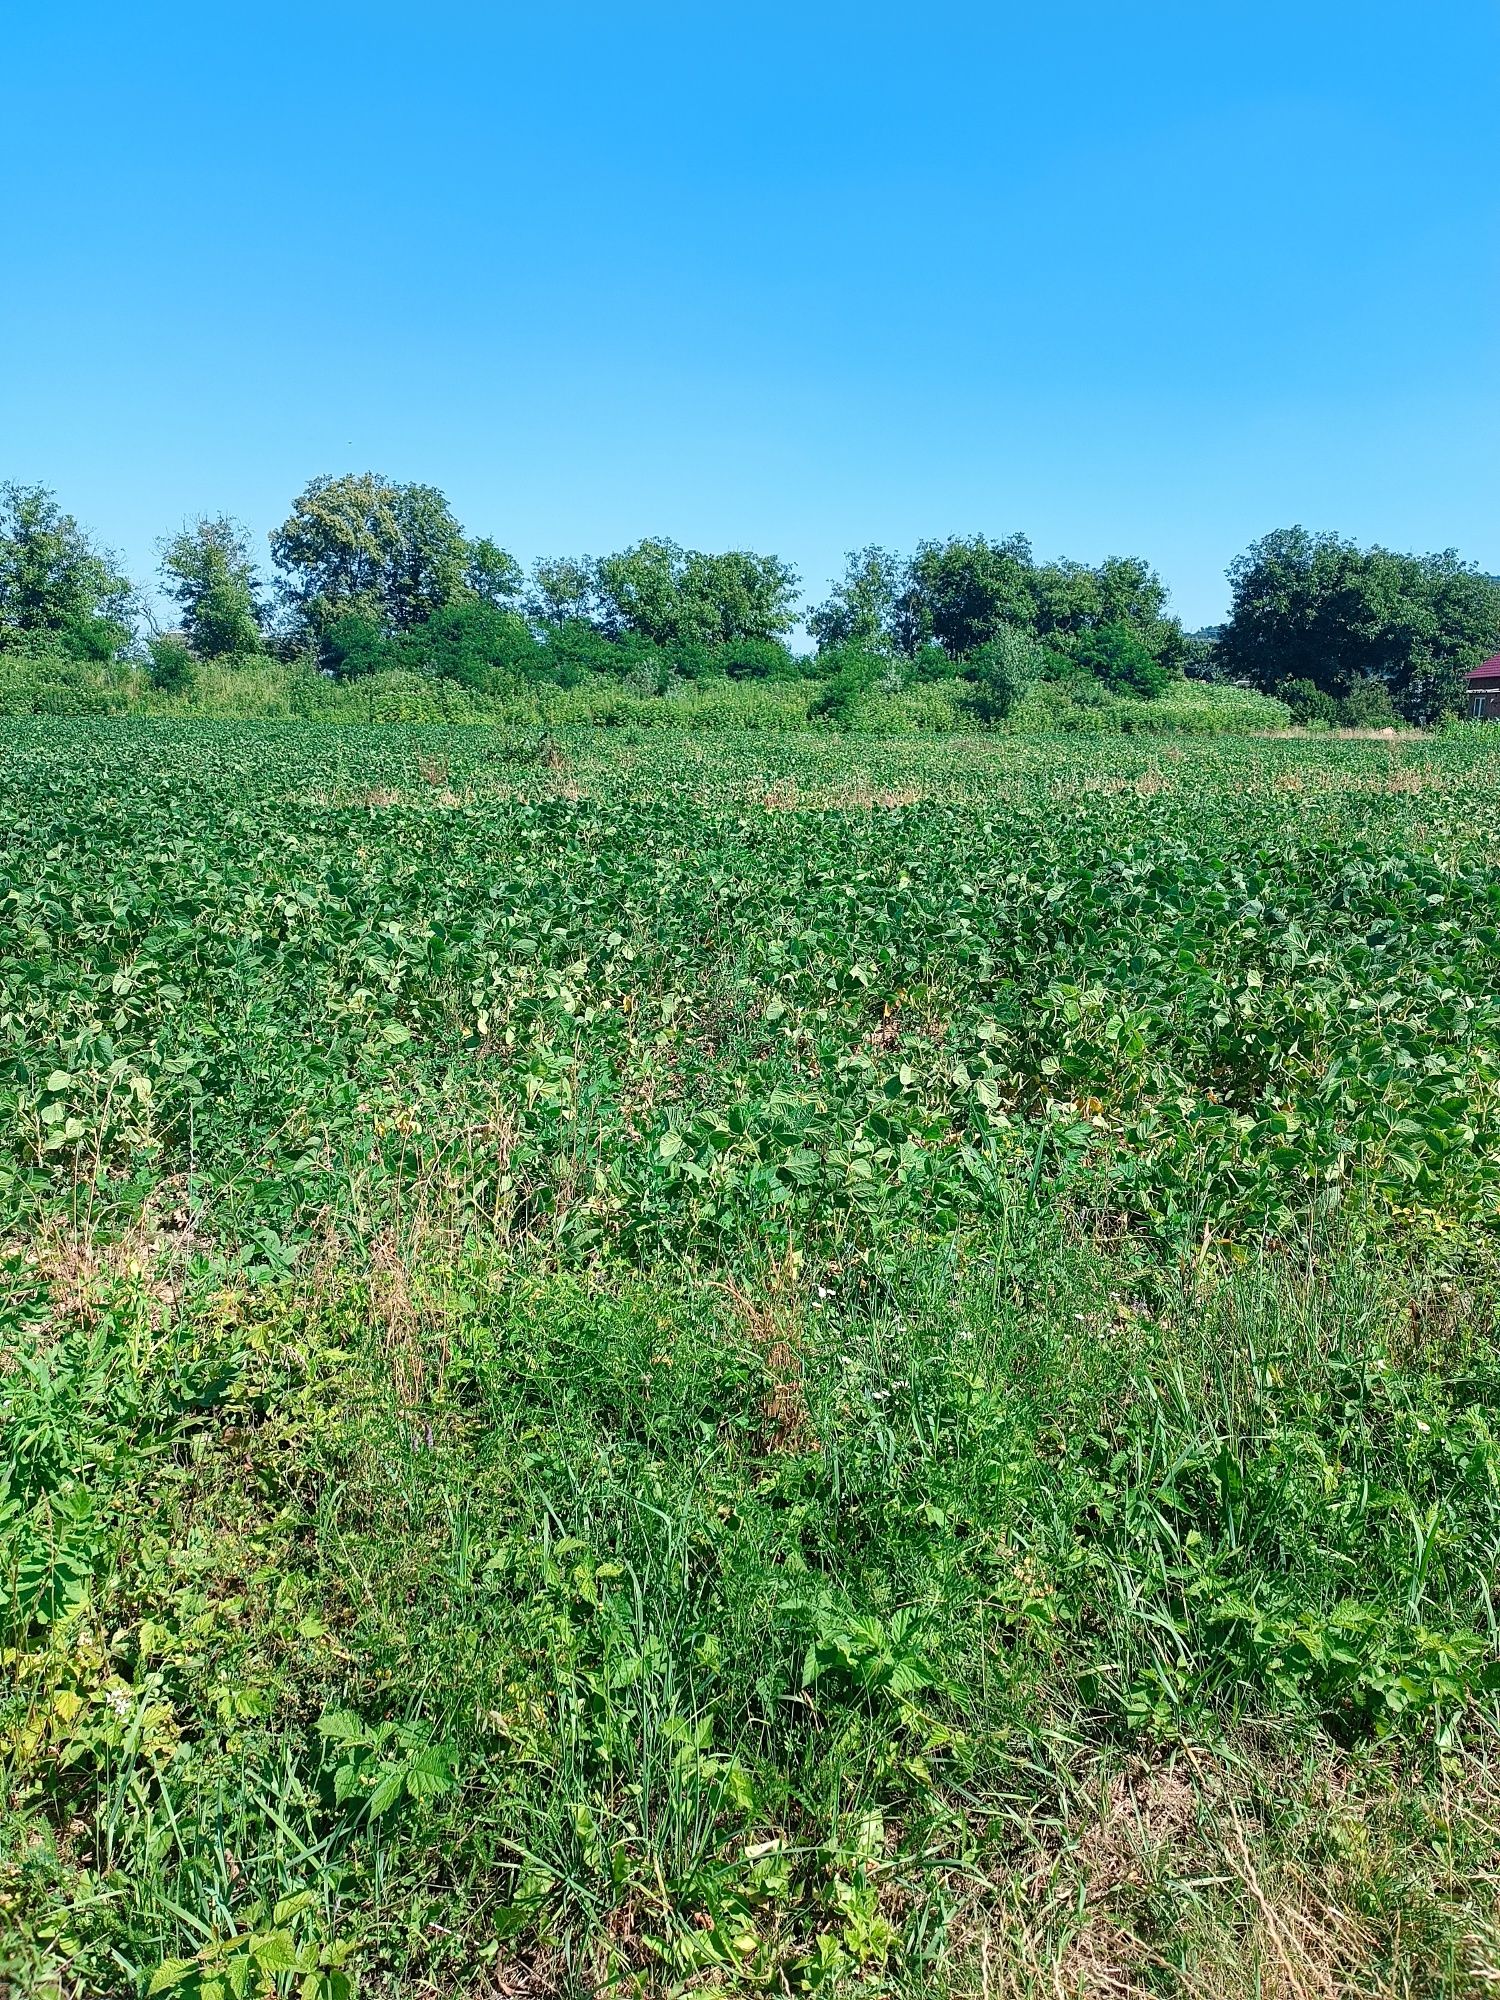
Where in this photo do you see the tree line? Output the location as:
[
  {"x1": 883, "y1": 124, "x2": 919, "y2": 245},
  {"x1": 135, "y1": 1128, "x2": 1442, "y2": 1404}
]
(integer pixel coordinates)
[{"x1": 2, "y1": 473, "x2": 1497, "y2": 724}]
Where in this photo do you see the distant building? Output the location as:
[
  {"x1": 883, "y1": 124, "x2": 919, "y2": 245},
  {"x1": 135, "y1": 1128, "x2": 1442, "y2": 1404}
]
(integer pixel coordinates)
[{"x1": 1467, "y1": 655, "x2": 1500, "y2": 719}]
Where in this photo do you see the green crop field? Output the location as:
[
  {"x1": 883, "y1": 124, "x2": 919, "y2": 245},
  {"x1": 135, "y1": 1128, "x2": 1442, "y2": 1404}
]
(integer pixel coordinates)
[{"x1": 4, "y1": 718, "x2": 1500, "y2": 1997}]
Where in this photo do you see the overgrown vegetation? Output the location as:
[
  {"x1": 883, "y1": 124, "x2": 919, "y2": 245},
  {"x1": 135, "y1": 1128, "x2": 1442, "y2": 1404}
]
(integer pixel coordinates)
[
  {"x1": 3, "y1": 721, "x2": 1500, "y2": 1995},
  {"x1": 3, "y1": 475, "x2": 1497, "y2": 730},
  {"x1": 0, "y1": 648, "x2": 1293, "y2": 735}
]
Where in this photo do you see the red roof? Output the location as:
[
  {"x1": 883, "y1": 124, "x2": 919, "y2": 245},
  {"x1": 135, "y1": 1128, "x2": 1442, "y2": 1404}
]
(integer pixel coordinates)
[{"x1": 1468, "y1": 654, "x2": 1500, "y2": 684}]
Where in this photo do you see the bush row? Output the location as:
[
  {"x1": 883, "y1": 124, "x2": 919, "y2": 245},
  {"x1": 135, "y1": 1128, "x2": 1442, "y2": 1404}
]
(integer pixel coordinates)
[{"x1": 0, "y1": 651, "x2": 1296, "y2": 733}]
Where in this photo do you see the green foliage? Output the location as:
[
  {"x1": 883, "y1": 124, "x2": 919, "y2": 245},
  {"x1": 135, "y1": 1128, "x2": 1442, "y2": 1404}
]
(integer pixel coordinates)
[
  {"x1": 1096, "y1": 679, "x2": 1291, "y2": 733},
  {"x1": 964, "y1": 624, "x2": 1046, "y2": 720},
  {"x1": 317, "y1": 609, "x2": 391, "y2": 678},
  {"x1": 807, "y1": 644, "x2": 890, "y2": 723},
  {"x1": 1077, "y1": 618, "x2": 1172, "y2": 698},
  {"x1": 1277, "y1": 675, "x2": 1342, "y2": 726},
  {"x1": 397, "y1": 599, "x2": 539, "y2": 690},
  {"x1": 718, "y1": 635, "x2": 798, "y2": 680},
  {"x1": 1340, "y1": 675, "x2": 1400, "y2": 728},
  {"x1": 589, "y1": 537, "x2": 801, "y2": 648},
  {"x1": 539, "y1": 617, "x2": 656, "y2": 685},
  {"x1": 0, "y1": 719, "x2": 1489, "y2": 1261},
  {"x1": 808, "y1": 545, "x2": 903, "y2": 653},
  {"x1": 0, "y1": 646, "x2": 1298, "y2": 737},
  {"x1": 158, "y1": 516, "x2": 263, "y2": 659},
  {"x1": 1279, "y1": 674, "x2": 1405, "y2": 732},
  {"x1": 1220, "y1": 526, "x2": 1500, "y2": 723},
  {"x1": 0, "y1": 482, "x2": 135, "y2": 660},
  {"x1": 463, "y1": 535, "x2": 524, "y2": 608},
  {"x1": 897, "y1": 531, "x2": 1038, "y2": 654},
  {"x1": 3, "y1": 723, "x2": 1500, "y2": 1993},
  {"x1": 269, "y1": 473, "x2": 481, "y2": 642},
  {"x1": 3, "y1": 1234, "x2": 1498, "y2": 1993},
  {"x1": 0, "y1": 650, "x2": 140, "y2": 716},
  {"x1": 145, "y1": 1894, "x2": 352, "y2": 2000},
  {"x1": 147, "y1": 633, "x2": 196, "y2": 693},
  {"x1": 846, "y1": 676, "x2": 966, "y2": 733},
  {"x1": 525, "y1": 553, "x2": 595, "y2": 626},
  {"x1": 890, "y1": 535, "x2": 1185, "y2": 676},
  {"x1": 316, "y1": 1711, "x2": 456, "y2": 1824}
]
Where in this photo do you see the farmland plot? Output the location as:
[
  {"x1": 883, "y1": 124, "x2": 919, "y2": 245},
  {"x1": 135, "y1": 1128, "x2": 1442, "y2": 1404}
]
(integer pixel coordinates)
[{"x1": 3, "y1": 720, "x2": 1499, "y2": 1997}]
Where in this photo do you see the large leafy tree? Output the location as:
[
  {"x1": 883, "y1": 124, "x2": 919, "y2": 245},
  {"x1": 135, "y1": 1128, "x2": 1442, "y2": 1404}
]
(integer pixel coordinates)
[
  {"x1": 270, "y1": 473, "x2": 474, "y2": 639},
  {"x1": 1077, "y1": 620, "x2": 1170, "y2": 698},
  {"x1": 464, "y1": 536, "x2": 524, "y2": 608},
  {"x1": 890, "y1": 534, "x2": 1183, "y2": 669},
  {"x1": 808, "y1": 546, "x2": 903, "y2": 653},
  {"x1": 526, "y1": 556, "x2": 597, "y2": 628},
  {"x1": 1035, "y1": 555, "x2": 1185, "y2": 672},
  {"x1": 896, "y1": 533, "x2": 1037, "y2": 656},
  {"x1": 1028, "y1": 553, "x2": 1171, "y2": 641},
  {"x1": 1218, "y1": 528, "x2": 1500, "y2": 722},
  {"x1": 590, "y1": 538, "x2": 800, "y2": 648},
  {"x1": 159, "y1": 515, "x2": 263, "y2": 658},
  {"x1": 0, "y1": 482, "x2": 135, "y2": 659}
]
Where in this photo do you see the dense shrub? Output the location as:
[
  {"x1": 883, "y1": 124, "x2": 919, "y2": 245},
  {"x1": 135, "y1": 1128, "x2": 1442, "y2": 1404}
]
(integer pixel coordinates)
[
  {"x1": 1277, "y1": 676, "x2": 1343, "y2": 726},
  {"x1": 1339, "y1": 676, "x2": 1400, "y2": 728},
  {"x1": 965, "y1": 625, "x2": 1047, "y2": 721},
  {"x1": 1077, "y1": 620, "x2": 1172, "y2": 698},
  {"x1": 363, "y1": 670, "x2": 481, "y2": 724},
  {"x1": 849, "y1": 677, "x2": 966, "y2": 732},
  {"x1": 399, "y1": 599, "x2": 538, "y2": 689},
  {"x1": 146, "y1": 633, "x2": 196, "y2": 693},
  {"x1": 1277, "y1": 675, "x2": 1403, "y2": 729},
  {"x1": 319, "y1": 609, "x2": 392, "y2": 678},
  {"x1": 0, "y1": 646, "x2": 1297, "y2": 735},
  {"x1": 718, "y1": 636, "x2": 799, "y2": 680},
  {"x1": 0, "y1": 649, "x2": 139, "y2": 715},
  {"x1": 808, "y1": 645, "x2": 890, "y2": 724}
]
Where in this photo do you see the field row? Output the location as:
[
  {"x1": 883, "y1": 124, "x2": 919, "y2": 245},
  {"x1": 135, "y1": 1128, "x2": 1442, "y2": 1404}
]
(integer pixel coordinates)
[{"x1": 1, "y1": 722, "x2": 1497, "y2": 1263}]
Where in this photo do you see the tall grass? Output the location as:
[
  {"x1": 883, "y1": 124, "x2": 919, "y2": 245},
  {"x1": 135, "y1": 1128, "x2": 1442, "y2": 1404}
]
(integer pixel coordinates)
[
  {"x1": 0, "y1": 647, "x2": 1296, "y2": 735},
  {"x1": 4, "y1": 1208, "x2": 1498, "y2": 1996}
]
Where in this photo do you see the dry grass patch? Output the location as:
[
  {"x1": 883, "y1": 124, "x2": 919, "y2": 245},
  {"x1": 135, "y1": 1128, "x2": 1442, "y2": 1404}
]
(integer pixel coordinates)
[{"x1": 721, "y1": 1247, "x2": 817, "y2": 1453}]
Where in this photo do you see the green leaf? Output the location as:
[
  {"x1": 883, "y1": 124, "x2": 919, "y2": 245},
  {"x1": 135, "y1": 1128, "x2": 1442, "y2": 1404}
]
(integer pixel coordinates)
[
  {"x1": 251, "y1": 1930, "x2": 299, "y2": 1973},
  {"x1": 316, "y1": 1710, "x2": 370, "y2": 1745},
  {"x1": 148, "y1": 1961, "x2": 198, "y2": 1995},
  {"x1": 366, "y1": 1767, "x2": 407, "y2": 1818},
  {"x1": 273, "y1": 1890, "x2": 318, "y2": 1926}
]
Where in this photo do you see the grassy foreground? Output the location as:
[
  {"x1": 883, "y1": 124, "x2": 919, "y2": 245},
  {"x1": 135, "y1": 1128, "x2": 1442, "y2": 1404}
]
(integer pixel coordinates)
[{"x1": 3, "y1": 722, "x2": 1499, "y2": 1996}]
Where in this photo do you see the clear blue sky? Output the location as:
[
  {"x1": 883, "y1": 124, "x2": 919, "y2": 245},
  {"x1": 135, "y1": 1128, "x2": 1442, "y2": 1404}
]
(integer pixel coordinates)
[{"x1": 4, "y1": 0, "x2": 1497, "y2": 630}]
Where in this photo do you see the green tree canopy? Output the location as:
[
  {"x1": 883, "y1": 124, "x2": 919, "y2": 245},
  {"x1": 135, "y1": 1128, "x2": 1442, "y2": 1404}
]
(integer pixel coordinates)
[
  {"x1": 1077, "y1": 620, "x2": 1170, "y2": 698},
  {"x1": 1218, "y1": 528, "x2": 1500, "y2": 722},
  {"x1": 589, "y1": 538, "x2": 800, "y2": 648},
  {"x1": 159, "y1": 515, "x2": 263, "y2": 658},
  {"x1": 270, "y1": 473, "x2": 479, "y2": 639},
  {"x1": 465, "y1": 536, "x2": 524, "y2": 608},
  {"x1": 0, "y1": 482, "x2": 135, "y2": 660},
  {"x1": 808, "y1": 546, "x2": 903, "y2": 654},
  {"x1": 884, "y1": 535, "x2": 1183, "y2": 670},
  {"x1": 526, "y1": 555, "x2": 597, "y2": 628},
  {"x1": 966, "y1": 624, "x2": 1048, "y2": 720},
  {"x1": 896, "y1": 533, "x2": 1037, "y2": 656}
]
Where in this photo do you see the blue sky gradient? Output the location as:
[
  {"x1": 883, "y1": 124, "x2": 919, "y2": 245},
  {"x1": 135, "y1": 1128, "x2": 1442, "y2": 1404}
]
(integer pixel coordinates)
[{"x1": 4, "y1": 0, "x2": 1497, "y2": 628}]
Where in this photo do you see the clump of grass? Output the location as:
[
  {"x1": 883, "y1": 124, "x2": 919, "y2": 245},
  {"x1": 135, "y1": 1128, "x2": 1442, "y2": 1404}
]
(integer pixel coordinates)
[{"x1": 4, "y1": 1215, "x2": 1498, "y2": 1995}]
